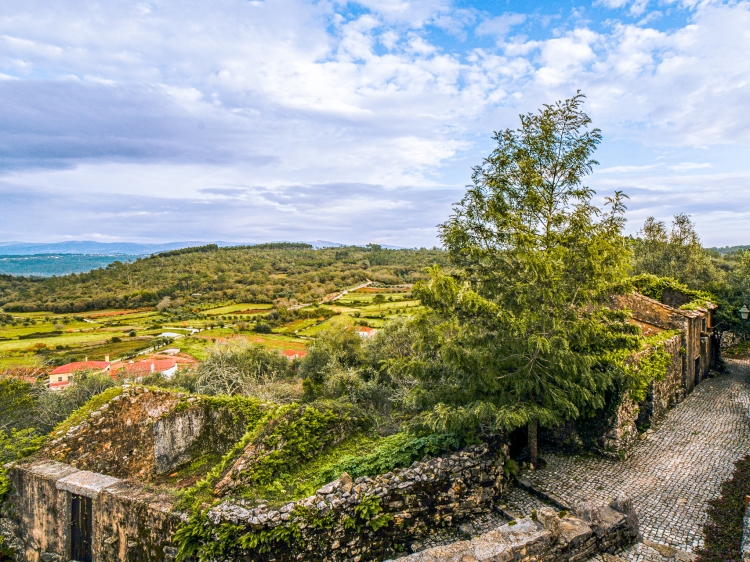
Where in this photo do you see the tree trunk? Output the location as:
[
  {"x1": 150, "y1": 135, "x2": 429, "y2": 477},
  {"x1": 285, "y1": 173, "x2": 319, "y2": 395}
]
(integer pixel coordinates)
[{"x1": 528, "y1": 419, "x2": 538, "y2": 468}]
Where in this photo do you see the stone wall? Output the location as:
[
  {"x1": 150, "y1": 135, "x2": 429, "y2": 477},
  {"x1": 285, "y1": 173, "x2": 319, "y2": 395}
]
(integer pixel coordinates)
[
  {"x1": 598, "y1": 292, "x2": 718, "y2": 457},
  {"x1": 204, "y1": 442, "x2": 510, "y2": 562},
  {"x1": 394, "y1": 499, "x2": 639, "y2": 562},
  {"x1": 153, "y1": 398, "x2": 249, "y2": 475},
  {"x1": 1, "y1": 460, "x2": 181, "y2": 562},
  {"x1": 93, "y1": 481, "x2": 180, "y2": 562},
  {"x1": 41, "y1": 386, "x2": 249, "y2": 479},
  {"x1": 3, "y1": 461, "x2": 77, "y2": 562},
  {"x1": 638, "y1": 335, "x2": 684, "y2": 424}
]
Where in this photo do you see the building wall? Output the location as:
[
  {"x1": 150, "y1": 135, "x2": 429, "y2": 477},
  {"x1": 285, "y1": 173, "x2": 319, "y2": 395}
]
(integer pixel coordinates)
[
  {"x1": 601, "y1": 292, "x2": 718, "y2": 456},
  {"x1": 1, "y1": 461, "x2": 180, "y2": 562},
  {"x1": 6, "y1": 461, "x2": 77, "y2": 562},
  {"x1": 93, "y1": 481, "x2": 180, "y2": 562}
]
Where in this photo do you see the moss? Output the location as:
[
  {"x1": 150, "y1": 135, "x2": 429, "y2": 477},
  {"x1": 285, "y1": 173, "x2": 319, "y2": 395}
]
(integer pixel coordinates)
[
  {"x1": 247, "y1": 432, "x2": 380, "y2": 506},
  {"x1": 631, "y1": 274, "x2": 715, "y2": 309}
]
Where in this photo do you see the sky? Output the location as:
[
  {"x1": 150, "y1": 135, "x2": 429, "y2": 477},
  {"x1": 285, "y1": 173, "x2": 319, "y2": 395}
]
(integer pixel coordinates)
[{"x1": 0, "y1": 0, "x2": 748, "y2": 248}]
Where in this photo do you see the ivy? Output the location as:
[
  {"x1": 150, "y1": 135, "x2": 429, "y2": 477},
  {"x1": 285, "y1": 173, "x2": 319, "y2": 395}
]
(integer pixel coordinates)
[
  {"x1": 625, "y1": 346, "x2": 672, "y2": 403},
  {"x1": 354, "y1": 495, "x2": 393, "y2": 532}
]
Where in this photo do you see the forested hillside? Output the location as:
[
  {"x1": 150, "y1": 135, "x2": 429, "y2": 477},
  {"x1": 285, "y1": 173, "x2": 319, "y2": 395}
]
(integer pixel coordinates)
[{"x1": 0, "y1": 244, "x2": 446, "y2": 313}]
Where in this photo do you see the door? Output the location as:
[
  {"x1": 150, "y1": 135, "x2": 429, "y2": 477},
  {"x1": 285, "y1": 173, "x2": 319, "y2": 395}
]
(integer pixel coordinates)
[
  {"x1": 71, "y1": 494, "x2": 93, "y2": 562},
  {"x1": 695, "y1": 357, "x2": 701, "y2": 386}
]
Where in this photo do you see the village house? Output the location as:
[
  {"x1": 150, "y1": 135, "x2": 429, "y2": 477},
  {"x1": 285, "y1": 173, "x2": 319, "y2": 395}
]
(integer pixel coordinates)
[
  {"x1": 48, "y1": 358, "x2": 111, "y2": 391},
  {"x1": 355, "y1": 325, "x2": 377, "y2": 338},
  {"x1": 110, "y1": 358, "x2": 178, "y2": 380},
  {"x1": 47, "y1": 356, "x2": 178, "y2": 390},
  {"x1": 281, "y1": 349, "x2": 308, "y2": 360}
]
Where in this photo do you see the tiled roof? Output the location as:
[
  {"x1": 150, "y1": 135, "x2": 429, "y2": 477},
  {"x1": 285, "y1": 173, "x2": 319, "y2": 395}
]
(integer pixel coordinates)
[
  {"x1": 111, "y1": 359, "x2": 177, "y2": 376},
  {"x1": 50, "y1": 361, "x2": 110, "y2": 375}
]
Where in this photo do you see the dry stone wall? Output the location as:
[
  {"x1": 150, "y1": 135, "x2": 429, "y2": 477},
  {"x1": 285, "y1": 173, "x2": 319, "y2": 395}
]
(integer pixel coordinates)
[
  {"x1": 394, "y1": 499, "x2": 638, "y2": 562},
  {"x1": 204, "y1": 442, "x2": 510, "y2": 561},
  {"x1": 42, "y1": 386, "x2": 250, "y2": 479}
]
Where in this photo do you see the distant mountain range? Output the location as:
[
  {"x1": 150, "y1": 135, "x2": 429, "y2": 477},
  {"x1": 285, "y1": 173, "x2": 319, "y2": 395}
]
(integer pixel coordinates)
[{"x1": 0, "y1": 239, "x2": 399, "y2": 256}]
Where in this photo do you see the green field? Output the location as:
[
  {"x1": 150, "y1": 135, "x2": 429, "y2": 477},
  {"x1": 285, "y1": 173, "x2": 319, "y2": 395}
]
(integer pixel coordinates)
[
  {"x1": 202, "y1": 303, "x2": 274, "y2": 315},
  {"x1": 0, "y1": 284, "x2": 422, "y2": 368}
]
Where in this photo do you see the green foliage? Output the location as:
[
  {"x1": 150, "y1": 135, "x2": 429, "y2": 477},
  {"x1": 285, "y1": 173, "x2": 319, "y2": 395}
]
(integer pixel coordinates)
[
  {"x1": 0, "y1": 377, "x2": 37, "y2": 432},
  {"x1": 0, "y1": 245, "x2": 446, "y2": 313},
  {"x1": 194, "y1": 342, "x2": 293, "y2": 398},
  {"x1": 0, "y1": 428, "x2": 45, "y2": 500},
  {"x1": 631, "y1": 274, "x2": 714, "y2": 309},
  {"x1": 34, "y1": 372, "x2": 120, "y2": 433},
  {"x1": 316, "y1": 431, "x2": 461, "y2": 483},
  {"x1": 406, "y1": 93, "x2": 639, "y2": 444},
  {"x1": 355, "y1": 495, "x2": 393, "y2": 531},
  {"x1": 631, "y1": 214, "x2": 718, "y2": 289},
  {"x1": 625, "y1": 346, "x2": 671, "y2": 403},
  {"x1": 233, "y1": 402, "x2": 369, "y2": 493}
]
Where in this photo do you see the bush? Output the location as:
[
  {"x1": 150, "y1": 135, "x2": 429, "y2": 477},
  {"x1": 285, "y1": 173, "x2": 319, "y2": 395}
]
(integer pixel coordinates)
[
  {"x1": 195, "y1": 342, "x2": 292, "y2": 398},
  {"x1": 253, "y1": 323, "x2": 272, "y2": 334}
]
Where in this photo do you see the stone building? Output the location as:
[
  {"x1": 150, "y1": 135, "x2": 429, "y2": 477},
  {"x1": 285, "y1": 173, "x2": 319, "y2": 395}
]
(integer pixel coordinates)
[{"x1": 601, "y1": 289, "x2": 718, "y2": 455}]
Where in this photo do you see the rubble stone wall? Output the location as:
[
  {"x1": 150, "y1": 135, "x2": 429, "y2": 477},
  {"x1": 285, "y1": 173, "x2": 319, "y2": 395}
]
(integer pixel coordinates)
[
  {"x1": 395, "y1": 499, "x2": 639, "y2": 562},
  {"x1": 204, "y1": 442, "x2": 510, "y2": 562}
]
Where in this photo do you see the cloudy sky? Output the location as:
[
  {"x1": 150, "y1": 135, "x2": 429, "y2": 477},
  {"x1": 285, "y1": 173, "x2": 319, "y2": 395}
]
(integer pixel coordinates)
[{"x1": 0, "y1": 0, "x2": 748, "y2": 247}]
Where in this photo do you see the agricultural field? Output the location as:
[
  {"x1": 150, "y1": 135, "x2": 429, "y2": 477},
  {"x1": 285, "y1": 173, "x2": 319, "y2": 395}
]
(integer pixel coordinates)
[{"x1": 0, "y1": 284, "x2": 423, "y2": 371}]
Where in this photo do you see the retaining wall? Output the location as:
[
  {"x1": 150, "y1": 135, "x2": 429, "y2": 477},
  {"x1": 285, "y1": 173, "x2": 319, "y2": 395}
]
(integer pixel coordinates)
[{"x1": 394, "y1": 498, "x2": 639, "y2": 562}]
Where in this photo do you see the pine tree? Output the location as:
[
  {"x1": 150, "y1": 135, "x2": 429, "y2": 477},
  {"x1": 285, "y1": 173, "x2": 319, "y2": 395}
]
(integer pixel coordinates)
[{"x1": 412, "y1": 93, "x2": 638, "y2": 465}]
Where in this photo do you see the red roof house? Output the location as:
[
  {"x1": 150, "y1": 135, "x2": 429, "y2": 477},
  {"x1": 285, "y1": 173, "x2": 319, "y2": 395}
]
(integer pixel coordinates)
[
  {"x1": 110, "y1": 359, "x2": 178, "y2": 379},
  {"x1": 48, "y1": 361, "x2": 111, "y2": 391}
]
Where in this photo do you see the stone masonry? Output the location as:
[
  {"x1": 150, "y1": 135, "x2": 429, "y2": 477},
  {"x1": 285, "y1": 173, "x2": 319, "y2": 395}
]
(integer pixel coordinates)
[
  {"x1": 395, "y1": 501, "x2": 638, "y2": 562},
  {"x1": 206, "y1": 442, "x2": 511, "y2": 561}
]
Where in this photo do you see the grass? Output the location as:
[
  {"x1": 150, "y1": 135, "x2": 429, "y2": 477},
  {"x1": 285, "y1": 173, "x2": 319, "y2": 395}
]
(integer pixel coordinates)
[
  {"x1": 244, "y1": 432, "x2": 380, "y2": 506},
  {"x1": 202, "y1": 303, "x2": 274, "y2": 315},
  {"x1": 297, "y1": 314, "x2": 358, "y2": 336},
  {"x1": 695, "y1": 455, "x2": 750, "y2": 562},
  {"x1": 274, "y1": 318, "x2": 321, "y2": 334}
]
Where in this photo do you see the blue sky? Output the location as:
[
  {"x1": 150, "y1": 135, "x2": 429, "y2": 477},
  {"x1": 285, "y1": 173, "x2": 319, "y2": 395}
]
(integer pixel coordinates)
[{"x1": 0, "y1": 0, "x2": 748, "y2": 247}]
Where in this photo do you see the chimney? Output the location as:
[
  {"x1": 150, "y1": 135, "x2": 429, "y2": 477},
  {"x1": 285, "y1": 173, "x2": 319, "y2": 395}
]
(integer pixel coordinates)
[
  {"x1": 85, "y1": 356, "x2": 88, "y2": 362},
  {"x1": 151, "y1": 363, "x2": 155, "y2": 373},
  {"x1": 105, "y1": 355, "x2": 110, "y2": 363}
]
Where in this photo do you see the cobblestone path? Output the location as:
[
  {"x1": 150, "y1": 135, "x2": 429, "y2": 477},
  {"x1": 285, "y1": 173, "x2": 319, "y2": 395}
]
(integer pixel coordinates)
[{"x1": 508, "y1": 360, "x2": 750, "y2": 561}]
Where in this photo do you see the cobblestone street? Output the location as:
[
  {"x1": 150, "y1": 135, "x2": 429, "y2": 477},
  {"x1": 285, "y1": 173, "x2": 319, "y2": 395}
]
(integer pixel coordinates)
[{"x1": 505, "y1": 359, "x2": 750, "y2": 561}]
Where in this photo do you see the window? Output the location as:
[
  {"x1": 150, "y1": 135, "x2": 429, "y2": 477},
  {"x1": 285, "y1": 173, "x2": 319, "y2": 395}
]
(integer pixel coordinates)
[
  {"x1": 68, "y1": 375, "x2": 73, "y2": 381},
  {"x1": 58, "y1": 376, "x2": 63, "y2": 382}
]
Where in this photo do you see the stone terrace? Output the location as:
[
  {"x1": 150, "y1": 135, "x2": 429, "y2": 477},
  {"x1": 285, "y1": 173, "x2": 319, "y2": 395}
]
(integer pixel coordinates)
[{"x1": 507, "y1": 359, "x2": 750, "y2": 561}]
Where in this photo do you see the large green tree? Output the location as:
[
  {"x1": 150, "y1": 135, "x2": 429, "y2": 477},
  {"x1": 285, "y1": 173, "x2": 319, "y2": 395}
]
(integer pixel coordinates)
[{"x1": 411, "y1": 93, "x2": 638, "y2": 465}]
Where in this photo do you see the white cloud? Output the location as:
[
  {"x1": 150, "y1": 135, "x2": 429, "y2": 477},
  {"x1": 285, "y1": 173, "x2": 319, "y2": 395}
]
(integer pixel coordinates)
[
  {"x1": 0, "y1": 0, "x2": 748, "y2": 245},
  {"x1": 475, "y1": 13, "x2": 526, "y2": 41}
]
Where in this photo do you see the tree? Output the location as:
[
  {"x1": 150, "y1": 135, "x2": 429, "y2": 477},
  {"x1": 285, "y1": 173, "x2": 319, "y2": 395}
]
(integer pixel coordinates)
[
  {"x1": 372, "y1": 294, "x2": 386, "y2": 311},
  {"x1": 412, "y1": 93, "x2": 638, "y2": 465},
  {"x1": 632, "y1": 214, "x2": 717, "y2": 288}
]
